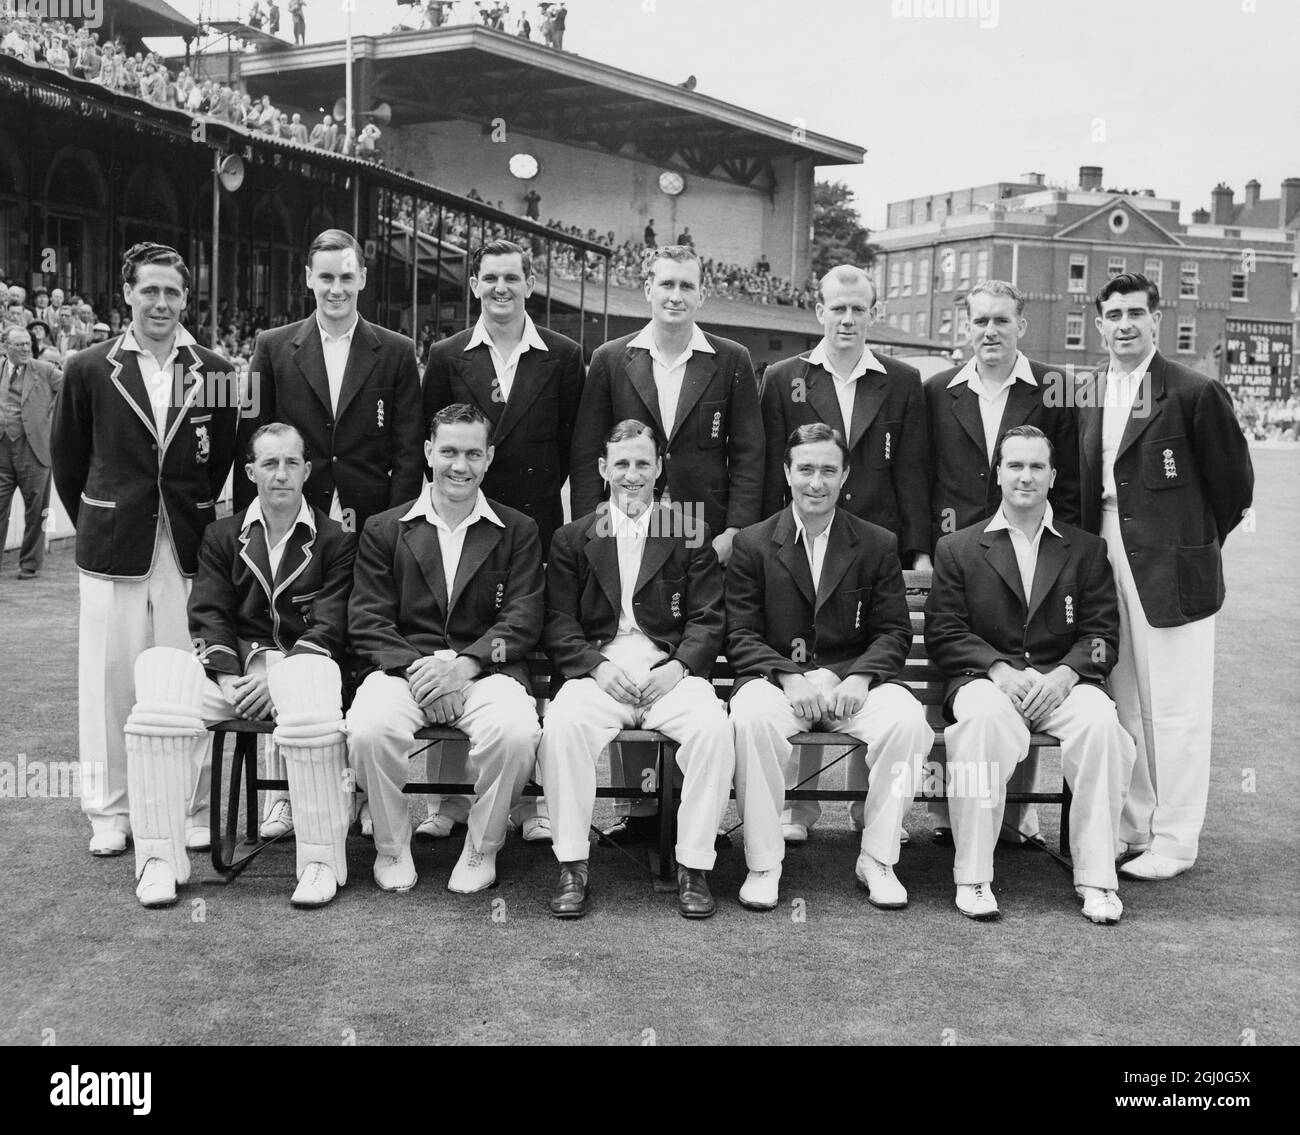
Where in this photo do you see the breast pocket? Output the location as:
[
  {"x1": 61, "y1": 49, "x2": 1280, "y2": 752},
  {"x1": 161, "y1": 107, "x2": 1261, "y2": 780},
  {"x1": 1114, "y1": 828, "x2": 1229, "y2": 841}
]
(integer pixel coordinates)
[
  {"x1": 656, "y1": 576, "x2": 687, "y2": 624},
  {"x1": 697, "y1": 400, "x2": 726, "y2": 450},
  {"x1": 366, "y1": 387, "x2": 395, "y2": 436},
  {"x1": 1141, "y1": 434, "x2": 1193, "y2": 490},
  {"x1": 867, "y1": 421, "x2": 901, "y2": 469},
  {"x1": 1045, "y1": 579, "x2": 1080, "y2": 635},
  {"x1": 841, "y1": 587, "x2": 871, "y2": 632}
]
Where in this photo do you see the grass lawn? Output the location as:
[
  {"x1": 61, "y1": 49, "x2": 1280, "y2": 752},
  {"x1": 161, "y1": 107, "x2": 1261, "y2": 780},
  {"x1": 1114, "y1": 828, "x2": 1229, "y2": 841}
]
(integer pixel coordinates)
[{"x1": 1, "y1": 448, "x2": 1296, "y2": 1046}]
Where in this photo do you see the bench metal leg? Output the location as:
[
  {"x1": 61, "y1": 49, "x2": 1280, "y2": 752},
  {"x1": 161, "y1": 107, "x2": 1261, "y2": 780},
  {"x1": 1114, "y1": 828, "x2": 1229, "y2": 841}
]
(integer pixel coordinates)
[{"x1": 207, "y1": 729, "x2": 285, "y2": 883}]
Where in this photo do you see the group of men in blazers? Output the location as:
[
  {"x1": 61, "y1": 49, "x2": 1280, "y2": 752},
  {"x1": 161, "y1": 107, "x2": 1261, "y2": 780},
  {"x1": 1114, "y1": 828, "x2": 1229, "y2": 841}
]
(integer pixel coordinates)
[{"x1": 51, "y1": 229, "x2": 1252, "y2": 925}]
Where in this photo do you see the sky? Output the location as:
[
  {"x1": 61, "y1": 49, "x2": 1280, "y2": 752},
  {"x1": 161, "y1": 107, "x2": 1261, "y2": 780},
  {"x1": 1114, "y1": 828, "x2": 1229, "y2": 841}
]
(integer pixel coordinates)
[{"x1": 165, "y1": 0, "x2": 1299, "y2": 230}]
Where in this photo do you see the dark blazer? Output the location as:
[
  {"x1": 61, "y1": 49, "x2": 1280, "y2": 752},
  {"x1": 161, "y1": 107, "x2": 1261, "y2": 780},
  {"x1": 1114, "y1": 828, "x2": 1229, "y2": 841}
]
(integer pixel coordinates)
[
  {"x1": 925, "y1": 516, "x2": 1120, "y2": 717},
  {"x1": 1077, "y1": 351, "x2": 1254, "y2": 627},
  {"x1": 188, "y1": 505, "x2": 355, "y2": 677},
  {"x1": 725, "y1": 506, "x2": 912, "y2": 694},
  {"x1": 5, "y1": 357, "x2": 62, "y2": 466},
  {"x1": 760, "y1": 350, "x2": 930, "y2": 561},
  {"x1": 924, "y1": 357, "x2": 1080, "y2": 550},
  {"x1": 52, "y1": 334, "x2": 240, "y2": 579},
  {"x1": 348, "y1": 495, "x2": 544, "y2": 689},
  {"x1": 236, "y1": 315, "x2": 424, "y2": 531},
  {"x1": 422, "y1": 322, "x2": 584, "y2": 551},
  {"x1": 544, "y1": 502, "x2": 723, "y2": 683},
  {"x1": 570, "y1": 329, "x2": 763, "y2": 539}
]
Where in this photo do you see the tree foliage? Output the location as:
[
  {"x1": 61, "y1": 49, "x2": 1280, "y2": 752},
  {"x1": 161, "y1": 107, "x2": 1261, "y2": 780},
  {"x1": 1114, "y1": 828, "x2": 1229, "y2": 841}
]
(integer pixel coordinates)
[{"x1": 812, "y1": 181, "x2": 878, "y2": 278}]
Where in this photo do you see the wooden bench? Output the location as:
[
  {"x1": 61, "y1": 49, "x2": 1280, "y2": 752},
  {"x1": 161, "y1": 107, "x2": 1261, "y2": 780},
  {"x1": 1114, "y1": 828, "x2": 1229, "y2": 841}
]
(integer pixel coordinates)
[{"x1": 207, "y1": 570, "x2": 1069, "y2": 885}]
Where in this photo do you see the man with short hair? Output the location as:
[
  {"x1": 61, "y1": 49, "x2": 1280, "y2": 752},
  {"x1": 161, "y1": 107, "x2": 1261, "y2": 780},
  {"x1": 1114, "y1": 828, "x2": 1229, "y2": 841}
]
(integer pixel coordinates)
[
  {"x1": 727, "y1": 423, "x2": 934, "y2": 912},
  {"x1": 126, "y1": 423, "x2": 355, "y2": 908},
  {"x1": 1078, "y1": 273, "x2": 1253, "y2": 880},
  {"x1": 53, "y1": 243, "x2": 240, "y2": 856},
  {"x1": 540, "y1": 420, "x2": 732, "y2": 919},
  {"x1": 54, "y1": 304, "x2": 90, "y2": 358},
  {"x1": 0, "y1": 326, "x2": 61, "y2": 578},
  {"x1": 236, "y1": 228, "x2": 423, "y2": 536},
  {"x1": 926, "y1": 425, "x2": 1135, "y2": 924},
  {"x1": 287, "y1": 111, "x2": 308, "y2": 145},
  {"x1": 346, "y1": 403, "x2": 544, "y2": 895},
  {"x1": 290, "y1": 0, "x2": 306, "y2": 46}
]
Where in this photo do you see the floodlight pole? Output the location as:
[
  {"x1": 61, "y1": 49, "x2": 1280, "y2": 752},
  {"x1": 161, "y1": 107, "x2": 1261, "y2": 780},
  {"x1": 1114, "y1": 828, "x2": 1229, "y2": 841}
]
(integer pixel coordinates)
[{"x1": 211, "y1": 150, "x2": 221, "y2": 349}]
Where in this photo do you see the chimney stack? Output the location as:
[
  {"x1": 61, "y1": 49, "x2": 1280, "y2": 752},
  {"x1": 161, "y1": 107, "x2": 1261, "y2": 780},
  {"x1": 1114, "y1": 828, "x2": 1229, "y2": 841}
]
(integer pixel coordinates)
[
  {"x1": 1191, "y1": 207, "x2": 1210, "y2": 224},
  {"x1": 1211, "y1": 183, "x2": 1234, "y2": 225},
  {"x1": 1281, "y1": 178, "x2": 1300, "y2": 227},
  {"x1": 1244, "y1": 179, "x2": 1261, "y2": 207},
  {"x1": 1079, "y1": 165, "x2": 1103, "y2": 191}
]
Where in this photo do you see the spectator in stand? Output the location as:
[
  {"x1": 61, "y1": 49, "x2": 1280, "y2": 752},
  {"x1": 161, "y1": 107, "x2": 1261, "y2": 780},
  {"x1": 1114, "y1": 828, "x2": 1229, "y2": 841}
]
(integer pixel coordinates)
[
  {"x1": 357, "y1": 122, "x2": 382, "y2": 160},
  {"x1": 553, "y1": 2, "x2": 567, "y2": 47},
  {"x1": 677, "y1": 226, "x2": 693, "y2": 246},
  {"x1": 54, "y1": 305, "x2": 90, "y2": 357},
  {"x1": 290, "y1": 0, "x2": 307, "y2": 45},
  {"x1": 28, "y1": 320, "x2": 62, "y2": 366},
  {"x1": 249, "y1": 3, "x2": 266, "y2": 32},
  {"x1": 45, "y1": 33, "x2": 71, "y2": 73},
  {"x1": 309, "y1": 113, "x2": 338, "y2": 150},
  {"x1": 287, "y1": 112, "x2": 309, "y2": 144},
  {"x1": 644, "y1": 219, "x2": 656, "y2": 246},
  {"x1": 268, "y1": 2, "x2": 282, "y2": 36},
  {"x1": 523, "y1": 188, "x2": 540, "y2": 219}
]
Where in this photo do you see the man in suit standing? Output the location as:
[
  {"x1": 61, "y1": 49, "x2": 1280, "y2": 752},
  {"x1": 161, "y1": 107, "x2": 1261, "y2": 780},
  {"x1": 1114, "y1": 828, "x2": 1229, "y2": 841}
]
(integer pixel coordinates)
[
  {"x1": 570, "y1": 243, "x2": 763, "y2": 838},
  {"x1": 236, "y1": 228, "x2": 423, "y2": 536},
  {"x1": 420, "y1": 238, "x2": 584, "y2": 841},
  {"x1": 728, "y1": 423, "x2": 934, "y2": 912},
  {"x1": 540, "y1": 420, "x2": 733, "y2": 919},
  {"x1": 1079, "y1": 273, "x2": 1253, "y2": 880},
  {"x1": 345, "y1": 404, "x2": 544, "y2": 895},
  {"x1": 760, "y1": 263, "x2": 930, "y2": 842},
  {"x1": 52, "y1": 242, "x2": 240, "y2": 856},
  {"x1": 0, "y1": 325, "x2": 61, "y2": 578},
  {"x1": 925, "y1": 425, "x2": 1135, "y2": 923},
  {"x1": 924, "y1": 279, "x2": 1082, "y2": 846}
]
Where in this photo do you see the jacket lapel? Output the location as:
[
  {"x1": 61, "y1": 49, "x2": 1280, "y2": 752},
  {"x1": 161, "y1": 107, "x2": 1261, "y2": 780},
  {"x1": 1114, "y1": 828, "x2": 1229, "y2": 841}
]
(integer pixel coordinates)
[
  {"x1": 105, "y1": 339, "x2": 160, "y2": 443},
  {"x1": 668, "y1": 350, "x2": 718, "y2": 444},
  {"x1": 292, "y1": 319, "x2": 333, "y2": 416},
  {"x1": 624, "y1": 346, "x2": 665, "y2": 435},
  {"x1": 402, "y1": 521, "x2": 448, "y2": 618},
  {"x1": 1026, "y1": 530, "x2": 1069, "y2": 624},
  {"x1": 496, "y1": 349, "x2": 556, "y2": 443},
  {"x1": 336, "y1": 316, "x2": 382, "y2": 422},
  {"x1": 804, "y1": 366, "x2": 846, "y2": 436},
  {"x1": 949, "y1": 381, "x2": 989, "y2": 462},
  {"x1": 238, "y1": 521, "x2": 275, "y2": 605},
  {"x1": 459, "y1": 345, "x2": 504, "y2": 427},
  {"x1": 271, "y1": 519, "x2": 316, "y2": 598},
  {"x1": 773, "y1": 508, "x2": 816, "y2": 609},
  {"x1": 634, "y1": 508, "x2": 676, "y2": 594},
  {"x1": 998, "y1": 377, "x2": 1040, "y2": 437},
  {"x1": 1116, "y1": 354, "x2": 1167, "y2": 460},
  {"x1": 583, "y1": 509, "x2": 623, "y2": 617},
  {"x1": 448, "y1": 518, "x2": 504, "y2": 614},
  {"x1": 980, "y1": 528, "x2": 1027, "y2": 609},
  {"x1": 847, "y1": 371, "x2": 888, "y2": 452},
  {"x1": 814, "y1": 514, "x2": 858, "y2": 613},
  {"x1": 162, "y1": 343, "x2": 207, "y2": 453},
  {"x1": 1078, "y1": 371, "x2": 1104, "y2": 480}
]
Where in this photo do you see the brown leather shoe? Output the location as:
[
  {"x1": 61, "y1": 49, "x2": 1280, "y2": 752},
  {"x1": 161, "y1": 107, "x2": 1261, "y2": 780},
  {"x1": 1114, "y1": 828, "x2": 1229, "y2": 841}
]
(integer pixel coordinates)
[
  {"x1": 676, "y1": 865, "x2": 715, "y2": 919},
  {"x1": 549, "y1": 862, "x2": 589, "y2": 919}
]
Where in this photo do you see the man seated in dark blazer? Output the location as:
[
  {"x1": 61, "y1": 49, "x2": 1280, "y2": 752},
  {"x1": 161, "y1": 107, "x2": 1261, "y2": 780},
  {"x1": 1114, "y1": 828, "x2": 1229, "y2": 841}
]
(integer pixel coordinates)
[
  {"x1": 419, "y1": 238, "x2": 585, "y2": 843},
  {"x1": 125, "y1": 423, "x2": 356, "y2": 909},
  {"x1": 539, "y1": 420, "x2": 733, "y2": 919},
  {"x1": 759, "y1": 264, "x2": 930, "y2": 843},
  {"x1": 236, "y1": 228, "x2": 424, "y2": 537},
  {"x1": 570, "y1": 244, "x2": 763, "y2": 838},
  {"x1": 727, "y1": 423, "x2": 934, "y2": 913},
  {"x1": 925, "y1": 426, "x2": 1135, "y2": 924},
  {"x1": 924, "y1": 280, "x2": 1082, "y2": 847},
  {"x1": 345, "y1": 404, "x2": 544, "y2": 896}
]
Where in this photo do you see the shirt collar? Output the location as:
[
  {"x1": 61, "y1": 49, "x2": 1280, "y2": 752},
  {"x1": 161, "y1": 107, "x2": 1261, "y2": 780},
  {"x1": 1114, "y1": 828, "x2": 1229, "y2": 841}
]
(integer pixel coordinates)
[
  {"x1": 241, "y1": 496, "x2": 316, "y2": 538},
  {"x1": 947, "y1": 351, "x2": 1037, "y2": 390},
  {"x1": 808, "y1": 340, "x2": 886, "y2": 381},
  {"x1": 316, "y1": 313, "x2": 359, "y2": 344},
  {"x1": 120, "y1": 322, "x2": 196, "y2": 358},
  {"x1": 466, "y1": 314, "x2": 548, "y2": 355},
  {"x1": 400, "y1": 487, "x2": 504, "y2": 531},
  {"x1": 984, "y1": 500, "x2": 1060, "y2": 540},
  {"x1": 608, "y1": 499, "x2": 654, "y2": 539},
  {"x1": 792, "y1": 508, "x2": 834, "y2": 546},
  {"x1": 630, "y1": 322, "x2": 715, "y2": 366},
  {"x1": 1106, "y1": 347, "x2": 1157, "y2": 385}
]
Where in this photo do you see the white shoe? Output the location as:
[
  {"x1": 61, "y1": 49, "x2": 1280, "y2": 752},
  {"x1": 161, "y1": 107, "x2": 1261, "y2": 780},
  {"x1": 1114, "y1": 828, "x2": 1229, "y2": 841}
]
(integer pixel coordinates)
[
  {"x1": 291, "y1": 862, "x2": 339, "y2": 908},
  {"x1": 414, "y1": 812, "x2": 456, "y2": 840},
  {"x1": 136, "y1": 858, "x2": 178, "y2": 908},
  {"x1": 1079, "y1": 886, "x2": 1123, "y2": 924},
  {"x1": 855, "y1": 851, "x2": 908, "y2": 909},
  {"x1": 89, "y1": 830, "x2": 129, "y2": 857},
  {"x1": 956, "y1": 882, "x2": 999, "y2": 921},
  {"x1": 448, "y1": 838, "x2": 497, "y2": 894},
  {"x1": 900, "y1": 827, "x2": 909, "y2": 845},
  {"x1": 260, "y1": 799, "x2": 294, "y2": 839},
  {"x1": 521, "y1": 817, "x2": 552, "y2": 842},
  {"x1": 782, "y1": 823, "x2": 808, "y2": 844},
  {"x1": 739, "y1": 866, "x2": 781, "y2": 911},
  {"x1": 1118, "y1": 850, "x2": 1193, "y2": 880},
  {"x1": 358, "y1": 801, "x2": 374, "y2": 840},
  {"x1": 372, "y1": 846, "x2": 416, "y2": 892},
  {"x1": 185, "y1": 826, "x2": 211, "y2": 851}
]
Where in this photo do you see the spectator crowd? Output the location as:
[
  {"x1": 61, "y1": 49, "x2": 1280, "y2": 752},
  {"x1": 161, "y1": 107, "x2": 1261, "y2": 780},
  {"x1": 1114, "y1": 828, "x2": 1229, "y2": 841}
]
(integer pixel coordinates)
[{"x1": 409, "y1": 1, "x2": 571, "y2": 48}]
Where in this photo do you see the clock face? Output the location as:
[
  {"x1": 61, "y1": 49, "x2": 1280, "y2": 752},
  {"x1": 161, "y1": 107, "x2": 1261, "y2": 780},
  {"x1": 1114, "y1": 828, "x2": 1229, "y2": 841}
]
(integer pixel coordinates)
[
  {"x1": 658, "y1": 170, "x2": 685, "y2": 196},
  {"x1": 509, "y1": 153, "x2": 539, "y2": 180}
]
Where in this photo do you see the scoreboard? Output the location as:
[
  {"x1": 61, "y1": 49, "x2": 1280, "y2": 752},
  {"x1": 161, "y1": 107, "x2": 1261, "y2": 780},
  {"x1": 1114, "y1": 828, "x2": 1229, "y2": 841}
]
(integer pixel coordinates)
[{"x1": 1223, "y1": 320, "x2": 1293, "y2": 401}]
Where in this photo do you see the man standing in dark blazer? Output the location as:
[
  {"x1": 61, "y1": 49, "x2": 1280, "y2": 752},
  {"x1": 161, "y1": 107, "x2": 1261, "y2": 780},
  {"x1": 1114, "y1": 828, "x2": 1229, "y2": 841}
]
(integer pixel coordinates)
[
  {"x1": 1079, "y1": 273, "x2": 1253, "y2": 881},
  {"x1": 727, "y1": 423, "x2": 933, "y2": 913},
  {"x1": 571, "y1": 244, "x2": 763, "y2": 835},
  {"x1": 924, "y1": 279, "x2": 1081, "y2": 845},
  {"x1": 53, "y1": 242, "x2": 240, "y2": 856},
  {"x1": 0, "y1": 324, "x2": 61, "y2": 578},
  {"x1": 925, "y1": 426, "x2": 1135, "y2": 924},
  {"x1": 539, "y1": 420, "x2": 733, "y2": 919},
  {"x1": 345, "y1": 404, "x2": 544, "y2": 896},
  {"x1": 236, "y1": 228, "x2": 424, "y2": 535},
  {"x1": 420, "y1": 239, "x2": 584, "y2": 842}
]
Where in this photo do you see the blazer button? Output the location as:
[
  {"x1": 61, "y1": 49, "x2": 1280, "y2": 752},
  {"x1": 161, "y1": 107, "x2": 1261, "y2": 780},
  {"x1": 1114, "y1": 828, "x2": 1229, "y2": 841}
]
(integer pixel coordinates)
[
  {"x1": 151, "y1": 443, "x2": 158, "y2": 452},
  {"x1": 978, "y1": 471, "x2": 986, "y2": 479},
  {"x1": 332, "y1": 456, "x2": 338, "y2": 462},
  {"x1": 843, "y1": 492, "x2": 852, "y2": 502}
]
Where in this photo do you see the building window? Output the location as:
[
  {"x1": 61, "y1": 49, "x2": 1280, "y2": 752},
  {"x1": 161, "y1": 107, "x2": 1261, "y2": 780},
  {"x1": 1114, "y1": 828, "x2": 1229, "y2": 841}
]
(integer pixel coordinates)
[
  {"x1": 887, "y1": 313, "x2": 898, "y2": 328},
  {"x1": 1068, "y1": 255, "x2": 1088, "y2": 294},
  {"x1": 902, "y1": 260, "x2": 913, "y2": 296},
  {"x1": 917, "y1": 256, "x2": 930, "y2": 295},
  {"x1": 916, "y1": 311, "x2": 928, "y2": 337},
  {"x1": 925, "y1": 200, "x2": 933, "y2": 222},
  {"x1": 1144, "y1": 258, "x2": 1163, "y2": 290},
  {"x1": 873, "y1": 263, "x2": 885, "y2": 298},
  {"x1": 956, "y1": 309, "x2": 970, "y2": 344},
  {"x1": 1107, "y1": 256, "x2": 1126, "y2": 279},
  {"x1": 1065, "y1": 312, "x2": 1085, "y2": 349},
  {"x1": 939, "y1": 309, "x2": 953, "y2": 337},
  {"x1": 900, "y1": 312, "x2": 911, "y2": 333},
  {"x1": 939, "y1": 249, "x2": 955, "y2": 292},
  {"x1": 1231, "y1": 269, "x2": 1248, "y2": 300},
  {"x1": 976, "y1": 248, "x2": 989, "y2": 282},
  {"x1": 1180, "y1": 260, "x2": 1199, "y2": 298},
  {"x1": 888, "y1": 260, "x2": 900, "y2": 297},
  {"x1": 959, "y1": 251, "x2": 971, "y2": 289},
  {"x1": 1177, "y1": 317, "x2": 1196, "y2": 353}
]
